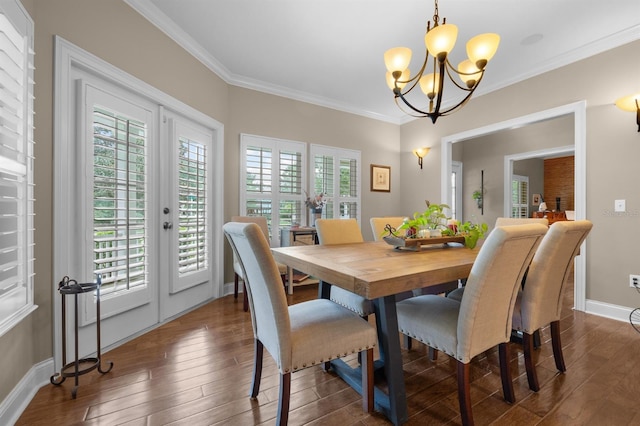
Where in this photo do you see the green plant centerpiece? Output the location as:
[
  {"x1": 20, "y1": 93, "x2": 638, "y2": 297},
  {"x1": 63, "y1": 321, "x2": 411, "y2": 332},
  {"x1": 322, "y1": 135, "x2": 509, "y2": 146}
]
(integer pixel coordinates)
[
  {"x1": 458, "y1": 220, "x2": 488, "y2": 249},
  {"x1": 398, "y1": 202, "x2": 451, "y2": 238}
]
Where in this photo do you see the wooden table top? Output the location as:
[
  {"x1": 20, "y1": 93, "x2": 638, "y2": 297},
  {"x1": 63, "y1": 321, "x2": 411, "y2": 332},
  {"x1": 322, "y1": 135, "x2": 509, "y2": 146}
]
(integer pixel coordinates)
[{"x1": 272, "y1": 241, "x2": 480, "y2": 300}]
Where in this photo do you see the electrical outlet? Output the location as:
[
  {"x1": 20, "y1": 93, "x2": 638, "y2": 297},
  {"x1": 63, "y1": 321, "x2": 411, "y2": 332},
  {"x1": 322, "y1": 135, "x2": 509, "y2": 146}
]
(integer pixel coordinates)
[{"x1": 631, "y1": 274, "x2": 640, "y2": 288}]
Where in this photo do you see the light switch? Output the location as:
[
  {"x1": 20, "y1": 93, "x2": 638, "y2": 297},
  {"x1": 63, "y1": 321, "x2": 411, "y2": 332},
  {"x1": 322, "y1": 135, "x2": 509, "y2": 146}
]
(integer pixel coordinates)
[{"x1": 615, "y1": 199, "x2": 626, "y2": 212}]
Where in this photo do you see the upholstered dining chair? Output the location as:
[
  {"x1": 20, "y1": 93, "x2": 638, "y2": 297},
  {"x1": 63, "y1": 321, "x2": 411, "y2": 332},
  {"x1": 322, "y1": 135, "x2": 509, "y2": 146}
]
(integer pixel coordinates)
[
  {"x1": 494, "y1": 217, "x2": 549, "y2": 227},
  {"x1": 223, "y1": 222, "x2": 377, "y2": 425},
  {"x1": 507, "y1": 220, "x2": 592, "y2": 391},
  {"x1": 231, "y1": 216, "x2": 287, "y2": 311},
  {"x1": 314, "y1": 218, "x2": 374, "y2": 317},
  {"x1": 369, "y1": 216, "x2": 406, "y2": 241},
  {"x1": 449, "y1": 220, "x2": 592, "y2": 391},
  {"x1": 396, "y1": 224, "x2": 547, "y2": 426}
]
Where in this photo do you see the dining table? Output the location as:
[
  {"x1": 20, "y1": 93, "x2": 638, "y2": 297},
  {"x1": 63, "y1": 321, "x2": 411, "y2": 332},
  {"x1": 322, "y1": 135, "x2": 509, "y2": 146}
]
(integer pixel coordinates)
[{"x1": 271, "y1": 240, "x2": 480, "y2": 425}]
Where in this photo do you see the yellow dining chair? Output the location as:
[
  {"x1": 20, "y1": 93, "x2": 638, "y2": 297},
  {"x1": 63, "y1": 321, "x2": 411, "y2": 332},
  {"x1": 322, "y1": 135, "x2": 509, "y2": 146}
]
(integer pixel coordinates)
[
  {"x1": 231, "y1": 216, "x2": 287, "y2": 311},
  {"x1": 396, "y1": 224, "x2": 547, "y2": 426},
  {"x1": 223, "y1": 222, "x2": 377, "y2": 425},
  {"x1": 314, "y1": 218, "x2": 374, "y2": 317},
  {"x1": 369, "y1": 216, "x2": 406, "y2": 241}
]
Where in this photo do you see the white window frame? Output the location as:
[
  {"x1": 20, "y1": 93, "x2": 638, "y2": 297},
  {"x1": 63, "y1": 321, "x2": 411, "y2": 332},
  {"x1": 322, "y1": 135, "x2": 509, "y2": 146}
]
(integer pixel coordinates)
[
  {"x1": 309, "y1": 144, "x2": 361, "y2": 224},
  {"x1": 239, "y1": 134, "x2": 307, "y2": 246},
  {"x1": 0, "y1": 0, "x2": 36, "y2": 337}
]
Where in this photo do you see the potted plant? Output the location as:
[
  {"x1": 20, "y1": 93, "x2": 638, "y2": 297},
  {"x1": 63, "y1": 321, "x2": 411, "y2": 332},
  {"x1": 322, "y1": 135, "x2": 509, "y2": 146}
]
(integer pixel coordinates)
[
  {"x1": 398, "y1": 203, "x2": 451, "y2": 238},
  {"x1": 472, "y1": 190, "x2": 483, "y2": 209},
  {"x1": 458, "y1": 219, "x2": 488, "y2": 249}
]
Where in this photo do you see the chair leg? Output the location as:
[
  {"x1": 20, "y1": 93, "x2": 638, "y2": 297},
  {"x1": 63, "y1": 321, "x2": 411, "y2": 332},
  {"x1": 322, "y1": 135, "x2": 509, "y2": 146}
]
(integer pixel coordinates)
[
  {"x1": 428, "y1": 346, "x2": 438, "y2": 361},
  {"x1": 403, "y1": 334, "x2": 412, "y2": 350},
  {"x1": 277, "y1": 372, "x2": 291, "y2": 426},
  {"x1": 499, "y1": 342, "x2": 516, "y2": 403},
  {"x1": 533, "y1": 329, "x2": 542, "y2": 349},
  {"x1": 361, "y1": 348, "x2": 374, "y2": 413},
  {"x1": 457, "y1": 361, "x2": 474, "y2": 426},
  {"x1": 234, "y1": 273, "x2": 239, "y2": 299},
  {"x1": 250, "y1": 339, "x2": 264, "y2": 398},
  {"x1": 522, "y1": 332, "x2": 540, "y2": 391},
  {"x1": 243, "y1": 283, "x2": 249, "y2": 312},
  {"x1": 550, "y1": 320, "x2": 566, "y2": 373}
]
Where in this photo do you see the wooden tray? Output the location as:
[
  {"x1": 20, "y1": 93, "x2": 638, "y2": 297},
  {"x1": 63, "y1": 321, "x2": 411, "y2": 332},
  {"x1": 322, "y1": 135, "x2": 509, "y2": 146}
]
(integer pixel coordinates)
[{"x1": 383, "y1": 235, "x2": 465, "y2": 250}]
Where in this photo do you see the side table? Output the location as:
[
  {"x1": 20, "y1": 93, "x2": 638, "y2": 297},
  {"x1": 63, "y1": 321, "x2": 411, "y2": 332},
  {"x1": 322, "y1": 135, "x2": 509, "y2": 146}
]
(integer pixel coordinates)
[{"x1": 50, "y1": 275, "x2": 113, "y2": 398}]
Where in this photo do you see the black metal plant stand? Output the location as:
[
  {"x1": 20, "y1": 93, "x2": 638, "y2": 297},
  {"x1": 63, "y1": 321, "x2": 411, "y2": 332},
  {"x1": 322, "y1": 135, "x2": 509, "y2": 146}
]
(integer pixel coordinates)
[{"x1": 50, "y1": 275, "x2": 113, "y2": 398}]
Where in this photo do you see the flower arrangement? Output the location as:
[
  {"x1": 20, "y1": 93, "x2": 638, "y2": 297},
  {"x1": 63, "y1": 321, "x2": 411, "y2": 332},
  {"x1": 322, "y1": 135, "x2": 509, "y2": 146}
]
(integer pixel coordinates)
[{"x1": 304, "y1": 190, "x2": 326, "y2": 210}]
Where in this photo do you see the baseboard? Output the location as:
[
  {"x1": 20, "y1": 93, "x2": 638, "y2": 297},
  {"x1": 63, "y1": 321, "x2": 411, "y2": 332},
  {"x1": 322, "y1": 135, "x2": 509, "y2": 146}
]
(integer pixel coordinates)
[
  {"x1": 0, "y1": 358, "x2": 54, "y2": 426},
  {"x1": 585, "y1": 299, "x2": 634, "y2": 323}
]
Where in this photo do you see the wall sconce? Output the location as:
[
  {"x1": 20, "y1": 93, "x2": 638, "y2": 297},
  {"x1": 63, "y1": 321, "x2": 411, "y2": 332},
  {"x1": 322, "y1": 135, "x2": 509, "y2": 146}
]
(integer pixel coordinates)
[
  {"x1": 615, "y1": 92, "x2": 640, "y2": 132},
  {"x1": 412, "y1": 147, "x2": 430, "y2": 169}
]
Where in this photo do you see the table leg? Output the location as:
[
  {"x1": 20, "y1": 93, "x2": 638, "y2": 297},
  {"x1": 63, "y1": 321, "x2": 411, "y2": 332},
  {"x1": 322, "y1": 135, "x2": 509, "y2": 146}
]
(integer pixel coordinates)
[
  {"x1": 287, "y1": 266, "x2": 294, "y2": 295},
  {"x1": 373, "y1": 295, "x2": 408, "y2": 425}
]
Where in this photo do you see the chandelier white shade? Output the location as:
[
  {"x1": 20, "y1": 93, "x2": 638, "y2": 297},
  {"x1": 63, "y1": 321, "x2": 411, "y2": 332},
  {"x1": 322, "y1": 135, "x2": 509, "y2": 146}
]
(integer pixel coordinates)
[{"x1": 384, "y1": 0, "x2": 500, "y2": 122}]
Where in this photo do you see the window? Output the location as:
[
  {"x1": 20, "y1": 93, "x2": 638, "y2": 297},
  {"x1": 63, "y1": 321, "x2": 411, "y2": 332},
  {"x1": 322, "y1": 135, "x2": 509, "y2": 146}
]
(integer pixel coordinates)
[
  {"x1": 0, "y1": 2, "x2": 36, "y2": 337},
  {"x1": 240, "y1": 134, "x2": 306, "y2": 245},
  {"x1": 310, "y1": 145, "x2": 361, "y2": 221},
  {"x1": 511, "y1": 175, "x2": 529, "y2": 218}
]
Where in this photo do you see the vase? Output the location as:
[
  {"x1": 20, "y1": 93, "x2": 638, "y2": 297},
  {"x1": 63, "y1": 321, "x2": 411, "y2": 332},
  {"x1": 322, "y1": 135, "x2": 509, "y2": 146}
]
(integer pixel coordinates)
[{"x1": 309, "y1": 208, "x2": 322, "y2": 227}]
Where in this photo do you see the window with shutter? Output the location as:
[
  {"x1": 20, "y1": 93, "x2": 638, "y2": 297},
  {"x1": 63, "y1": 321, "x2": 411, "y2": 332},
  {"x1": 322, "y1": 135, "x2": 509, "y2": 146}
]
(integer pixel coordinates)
[
  {"x1": 511, "y1": 175, "x2": 529, "y2": 218},
  {"x1": 310, "y1": 145, "x2": 361, "y2": 221},
  {"x1": 0, "y1": 4, "x2": 36, "y2": 337},
  {"x1": 240, "y1": 134, "x2": 306, "y2": 245}
]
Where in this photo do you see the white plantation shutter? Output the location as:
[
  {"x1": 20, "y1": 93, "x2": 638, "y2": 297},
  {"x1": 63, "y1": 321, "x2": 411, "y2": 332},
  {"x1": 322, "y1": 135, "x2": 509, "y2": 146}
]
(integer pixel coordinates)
[
  {"x1": 0, "y1": 4, "x2": 35, "y2": 337},
  {"x1": 511, "y1": 175, "x2": 529, "y2": 218},
  {"x1": 240, "y1": 134, "x2": 306, "y2": 245},
  {"x1": 310, "y1": 145, "x2": 360, "y2": 221},
  {"x1": 177, "y1": 137, "x2": 208, "y2": 276},
  {"x1": 92, "y1": 106, "x2": 148, "y2": 295}
]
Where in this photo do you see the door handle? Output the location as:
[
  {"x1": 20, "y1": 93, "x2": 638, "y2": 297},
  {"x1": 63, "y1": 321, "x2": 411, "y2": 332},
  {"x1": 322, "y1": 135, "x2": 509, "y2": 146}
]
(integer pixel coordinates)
[{"x1": 163, "y1": 221, "x2": 173, "y2": 230}]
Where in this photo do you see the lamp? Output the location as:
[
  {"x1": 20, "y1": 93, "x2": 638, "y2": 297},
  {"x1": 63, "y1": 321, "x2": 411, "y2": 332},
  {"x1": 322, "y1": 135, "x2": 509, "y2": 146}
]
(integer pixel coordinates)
[
  {"x1": 615, "y1": 92, "x2": 640, "y2": 132},
  {"x1": 384, "y1": 0, "x2": 500, "y2": 123},
  {"x1": 413, "y1": 147, "x2": 430, "y2": 169}
]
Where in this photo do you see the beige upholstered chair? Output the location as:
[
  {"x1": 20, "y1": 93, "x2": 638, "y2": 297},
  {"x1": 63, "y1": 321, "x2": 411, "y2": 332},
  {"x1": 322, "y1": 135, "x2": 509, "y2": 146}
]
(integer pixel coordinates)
[
  {"x1": 223, "y1": 222, "x2": 377, "y2": 425},
  {"x1": 510, "y1": 220, "x2": 592, "y2": 391},
  {"x1": 315, "y1": 218, "x2": 374, "y2": 317},
  {"x1": 396, "y1": 224, "x2": 547, "y2": 425},
  {"x1": 369, "y1": 216, "x2": 406, "y2": 241},
  {"x1": 494, "y1": 217, "x2": 549, "y2": 227},
  {"x1": 231, "y1": 216, "x2": 287, "y2": 311}
]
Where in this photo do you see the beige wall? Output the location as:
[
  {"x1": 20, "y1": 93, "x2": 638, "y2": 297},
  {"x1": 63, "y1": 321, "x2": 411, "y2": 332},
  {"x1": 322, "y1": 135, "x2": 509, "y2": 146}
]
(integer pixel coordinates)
[
  {"x1": 2, "y1": 0, "x2": 638, "y2": 407},
  {"x1": 399, "y1": 39, "x2": 640, "y2": 308}
]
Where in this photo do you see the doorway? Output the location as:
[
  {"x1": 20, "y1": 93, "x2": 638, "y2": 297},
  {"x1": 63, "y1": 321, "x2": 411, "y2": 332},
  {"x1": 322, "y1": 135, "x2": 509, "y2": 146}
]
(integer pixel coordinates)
[{"x1": 440, "y1": 101, "x2": 587, "y2": 311}]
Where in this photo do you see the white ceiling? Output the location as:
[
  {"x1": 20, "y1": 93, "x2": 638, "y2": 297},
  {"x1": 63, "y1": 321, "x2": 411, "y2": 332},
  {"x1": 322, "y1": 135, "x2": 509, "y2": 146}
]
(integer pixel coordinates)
[{"x1": 126, "y1": 0, "x2": 640, "y2": 124}]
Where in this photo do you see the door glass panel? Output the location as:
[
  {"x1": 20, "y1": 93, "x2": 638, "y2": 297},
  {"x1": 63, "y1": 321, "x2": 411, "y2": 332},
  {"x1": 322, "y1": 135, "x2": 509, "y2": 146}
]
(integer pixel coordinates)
[
  {"x1": 177, "y1": 138, "x2": 208, "y2": 276},
  {"x1": 92, "y1": 106, "x2": 148, "y2": 296}
]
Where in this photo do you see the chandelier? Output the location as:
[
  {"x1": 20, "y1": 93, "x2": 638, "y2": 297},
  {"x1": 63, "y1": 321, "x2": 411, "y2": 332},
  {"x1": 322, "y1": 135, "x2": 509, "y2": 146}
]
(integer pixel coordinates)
[{"x1": 384, "y1": 0, "x2": 500, "y2": 122}]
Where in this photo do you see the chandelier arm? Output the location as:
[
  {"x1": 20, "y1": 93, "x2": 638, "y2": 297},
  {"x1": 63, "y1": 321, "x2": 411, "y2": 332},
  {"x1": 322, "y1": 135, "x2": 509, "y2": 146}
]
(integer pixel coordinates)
[
  {"x1": 393, "y1": 97, "x2": 431, "y2": 118},
  {"x1": 429, "y1": 59, "x2": 447, "y2": 119},
  {"x1": 443, "y1": 60, "x2": 478, "y2": 92},
  {"x1": 395, "y1": 49, "x2": 431, "y2": 97}
]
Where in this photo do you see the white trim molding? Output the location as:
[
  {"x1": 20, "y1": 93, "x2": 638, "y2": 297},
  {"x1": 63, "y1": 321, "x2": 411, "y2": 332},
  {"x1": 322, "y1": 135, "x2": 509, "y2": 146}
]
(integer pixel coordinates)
[{"x1": 0, "y1": 358, "x2": 54, "y2": 425}]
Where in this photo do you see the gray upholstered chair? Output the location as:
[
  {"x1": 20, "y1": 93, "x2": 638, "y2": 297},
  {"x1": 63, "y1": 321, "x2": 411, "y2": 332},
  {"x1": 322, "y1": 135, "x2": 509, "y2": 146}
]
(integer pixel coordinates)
[
  {"x1": 396, "y1": 224, "x2": 547, "y2": 426},
  {"x1": 369, "y1": 216, "x2": 406, "y2": 241},
  {"x1": 223, "y1": 222, "x2": 377, "y2": 425},
  {"x1": 231, "y1": 216, "x2": 287, "y2": 311},
  {"x1": 315, "y1": 218, "x2": 374, "y2": 317}
]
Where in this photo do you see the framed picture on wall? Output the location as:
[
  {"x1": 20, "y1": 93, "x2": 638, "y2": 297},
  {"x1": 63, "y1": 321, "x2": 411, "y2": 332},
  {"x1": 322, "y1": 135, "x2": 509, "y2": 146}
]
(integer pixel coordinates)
[
  {"x1": 532, "y1": 193, "x2": 541, "y2": 206},
  {"x1": 371, "y1": 164, "x2": 391, "y2": 192}
]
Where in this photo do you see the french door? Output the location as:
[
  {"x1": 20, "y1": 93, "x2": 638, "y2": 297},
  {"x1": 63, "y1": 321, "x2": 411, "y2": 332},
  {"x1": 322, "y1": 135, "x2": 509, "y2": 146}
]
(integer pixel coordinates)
[{"x1": 59, "y1": 82, "x2": 215, "y2": 357}]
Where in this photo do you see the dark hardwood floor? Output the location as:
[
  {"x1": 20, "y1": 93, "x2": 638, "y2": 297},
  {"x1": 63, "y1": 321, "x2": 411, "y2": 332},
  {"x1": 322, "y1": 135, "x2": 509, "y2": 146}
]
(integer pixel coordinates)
[{"x1": 17, "y1": 282, "x2": 640, "y2": 425}]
